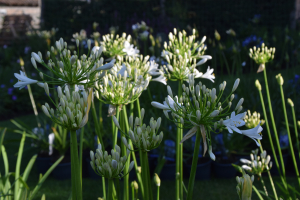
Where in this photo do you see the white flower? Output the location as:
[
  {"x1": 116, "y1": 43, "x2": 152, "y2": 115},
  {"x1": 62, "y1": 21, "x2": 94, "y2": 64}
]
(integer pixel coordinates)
[
  {"x1": 208, "y1": 146, "x2": 216, "y2": 161},
  {"x1": 31, "y1": 52, "x2": 42, "y2": 63},
  {"x1": 151, "y1": 95, "x2": 181, "y2": 111},
  {"x1": 242, "y1": 165, "x2": 252, "y2": 171},
  {"x1": 196, "y1": 55, "x2": 212, "y2": 66},
  {"x1": 239, "y1": 122, "x2": 263, "y2": 146},
  {"x1": 151, "y1": 102, "x2": 170, "y2": 110},
  {"x1": 14, "y1": 70, "x2": 38, "y2": 90},
  {"x1": 151, "y1": 74, "x2": 167, "y2": 85},
  {"x1": 139, "y1": 31, "x2": 149, "y2": 40},
  {"x1": 148, "y1": 61, "x2": 161, "y2": 76},
  {"x1": 123, "y1": 41, "x2": 139, "y2": 58},
  {"x1": 240, "y1": 158, "x2": 252, "y2": 164},
  {"x1": 48, "y1": 133, "x2": 55, "y2": 156},
  {"x1": 198, "y1": 66, "x2": 215, "y2": 82},
  {"x1": 222, "y1": 111, "x2": 246, "y2": 134},
  {"x1": 132, "y1": 24, "x2": 140, "y2": 30}
]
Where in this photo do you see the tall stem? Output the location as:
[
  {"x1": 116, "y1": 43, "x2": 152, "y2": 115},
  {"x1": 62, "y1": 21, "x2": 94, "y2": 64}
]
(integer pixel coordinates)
[
  {"x1": 70, "y1": 130, "x2": 82, "y2": 200},
  {"x1": 156, "y1": 186, "x2": 160, "y2": 200},
  {"x1": 92, "y1": 102, "x2": 104, "y2": 145},
  {"x1": 176, "y1": 80, "x2": 183, "y2": 200},
  {"x1": 107, "y1": 179, "x2": 114, "y2": 200},
  {"x1": 291, "y1": 104, "x2": 300, "y2": 163},
  {"x1": 186, "y1": 127, "x2": 201, "y2": 200},
  {"x1": 136, "y1": 99, "x2": 141, "y2": 118},
  {"x1": 102, "y1": 177, "x2": 106, "y2": 200},
  {"x1": 79, "y1": 127, "x2": 84, "y2": 188},
  {"x1": 279, "y1": 85, "x2": 300, "y2": 188},
  {"x1": 259, "y1": 175, "x2": 268, "y2": 196},
  {"x1": 263, "y1": 69, "x2": 286, "y2": 177},
  {"x1": 113, "y1": 108, "x2": 120, "y2": 148},
  {"x1": 140, "y1": 151, "x2": 150, "y2": 200}
]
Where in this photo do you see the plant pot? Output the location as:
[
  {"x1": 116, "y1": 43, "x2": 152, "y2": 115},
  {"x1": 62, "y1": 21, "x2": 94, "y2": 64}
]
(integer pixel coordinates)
[
  {"x1": 51, "y1": 162, "x2": 71, "y2": 180},
  {"x1": 158, "y1": 160, "x2": 176, "y2": 180},
  {"x1": 270, "y1": 153, "x2": 289, "y2": 175},
  {"x1": 86, "y1": 158, "x2": 101, "y2": 179},
  {"x1": 212, "y1": 160, "x2": 239, "y2": 179},
  {"x1": 184, "y1": 157, "x2": 212, "y2": 180},
  {"x1": 36, "y1": 156, "x2": 51, "y2": 174}
]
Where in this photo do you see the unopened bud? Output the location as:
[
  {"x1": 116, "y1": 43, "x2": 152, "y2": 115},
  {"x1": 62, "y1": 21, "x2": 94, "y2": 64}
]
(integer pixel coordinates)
[
  {"x1": 255, "y1": 80, "x2": 262, "y2": 91},
  {"x1": 154, "y1": 173, "x2": 161, "y2": 186},
  {"x1": 275, "y1": 73, "x2": 284, "y2": 85}
]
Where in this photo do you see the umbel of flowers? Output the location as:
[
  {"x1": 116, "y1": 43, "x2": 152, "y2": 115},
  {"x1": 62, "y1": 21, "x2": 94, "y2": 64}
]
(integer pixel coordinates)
[
  {"x1": 249, "y1": 43, "x2": 275, "y2": 72},
  {"x1": 90, "y1": 143, "x2": 134, "y2": 179},
  {"x1": 152, "y1": 75, "x2": 263, "y2": 153},
  {"x1": 14, "y1": 38, "x2": 115, "y2": 91}
]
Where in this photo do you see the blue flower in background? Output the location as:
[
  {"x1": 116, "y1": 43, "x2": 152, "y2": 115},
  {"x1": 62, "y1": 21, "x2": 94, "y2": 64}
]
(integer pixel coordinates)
[
  {"x1": 242, "y1": 35, "x2": 264, "y2": 47},
  {"x1": 12, "y1": 95, "x2": 17, "y2": 101},
  {"x1": 1, "y1": 84, "x2": 5, "y2": 88},
  {"x1": 8, "y1": 88, "x2": 13, "y2": 95},
  {"x1": 24, "y1": 46, "x2": 31, "y2": 54},
  {"x1": 10, "y1": 79, "x2": 14, "y2": 83}
]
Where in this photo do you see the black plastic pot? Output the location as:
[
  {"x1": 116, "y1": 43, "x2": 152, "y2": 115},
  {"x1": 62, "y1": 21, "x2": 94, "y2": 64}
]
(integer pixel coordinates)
[
  {"x1": 184, "y1": 157, "x2": 212, "y2": 180},
  {"x1": 36, "y1": 156, "x2": 51, "y2": 174},
  {"x1": 212, "y1": 160, "x2": 239, "y2": 179},
  {"x1": 51, "y1": 162, "x2": 71, "y2": 180}
]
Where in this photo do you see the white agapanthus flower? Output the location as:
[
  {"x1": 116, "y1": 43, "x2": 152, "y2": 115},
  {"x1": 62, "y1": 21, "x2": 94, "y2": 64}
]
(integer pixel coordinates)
[
  {"x1": 14, "y1": 70, "x2": 38, "y2": 90},
  {"x1": 123, "y1": 41, "x2": 139, "y2": 58}
]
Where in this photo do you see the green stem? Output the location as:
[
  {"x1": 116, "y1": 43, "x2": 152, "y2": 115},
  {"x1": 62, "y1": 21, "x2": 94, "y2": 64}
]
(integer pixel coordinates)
[
  {"x1": 156, "y1": 186, "x2": 160, "y2": 200},
  {"x1": 136, "y1": 99, "x2": 141, "y2": 119},
  {"x1": 79, "y1": 127, "x2": 84, "y2": 188},
  {"x1": 221, "y1": 51, "x2": 231, "y2": 75},
  {"x1": 121, "y1": 106, "x2": 130, "y2": 200},
  {"x1": 115, "y1": 178, "x2": 121, "y2": 200},
  {"x1": 108, "y1": 179, "x2": 114, "y2": 200},
  {"x1": 252, "y1": 185, "x2": 264, "y2": 200},
  {"x1": 102, "y1": 177, "x2": 106, "y2": 200},
  {"x1": 263, "y1": 69, "x2": 286, "y2": 177},
  {"x1": 279, "y1": 85, "x2": 300, "y2": 188},
  {"x1": 70, "y1": 130, "x2": 82, "y2": 200},
  {"x1": 145, "y1": 152, "x2": 153, "y2": 200},
  {"x1": 291, "y1": 104, "x2": 300, "y2": 164},
  {"x1": 259, "y1": 175, "x2": 268, "y2": 196},
  {"x1": 176, "y1": 80, "x2": 183, "y2": 200},
  {"x1": 92, "y1": 102, "x2": 103, "y2": 146},
  {"x1": 186, "y1": 127, "x2": 201, "y2": 200},
  {"x1": 141, "y1": 151, "x2": 149, "y2": 200},
  {"x1": 132, "y1": 184, "x2": 135, "y2": 200},
  {"x1": 113, "y1": 108, "x2": 120, "y2": 148}
]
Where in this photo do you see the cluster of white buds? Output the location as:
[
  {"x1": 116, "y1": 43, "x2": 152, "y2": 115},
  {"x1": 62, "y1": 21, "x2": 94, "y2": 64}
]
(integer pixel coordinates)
[
  {"x1": 249, "y1": 43, "x2": 275, "y2": 72},
  {"x1": 41, "y1": 86, "x2": 92, "y2": 130},
  {"x1": 116, "y1": 108, "x2": 164, "y2": 151},
  {"x1": 163, "y1": 28, "x2": 207, "y2": 59},
  {"x1": 123, "y1": 55, "x2": 166, "y2": 85},
  {"x1": 37, "y1": 28, "x2": 58, "y2": 39},
  {"x1": 94, "y1": 65, "x2": 148, "y2": 106},
  {"x1": 240, "y1": 149, "x2": 272, "y2": 176},
  {"x1": 152, "y1": 75, "x2": 263, "y2": 158},
  {"x1": 72, "y1": 29, "x2": 87, "y2": 42},
  {"x1": 90, "y1": 143, "x2": 134, "y2": 179},
  {"x1": 236, "y1": 170, "x2": 254, "y2": 200},
  {"x1": 132, "y1": 21, "x2": 149, "y2": 32},
  {"x1": 161, "y1": 28, "x2": 213, "y2": 82},
  {"x1": 14, "y1": 37, "x2": 115, "y2": 91},
  {"x1": 244, "y1": 110, "x2": 265, "y2": 129},
  {"x1": 100, "y1": 33, "x2": 137, "y2": 59}
]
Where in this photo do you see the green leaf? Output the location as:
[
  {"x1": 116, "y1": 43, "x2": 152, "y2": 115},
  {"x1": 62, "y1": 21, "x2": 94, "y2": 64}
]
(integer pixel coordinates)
[
  {"x1": 0, "y1": 128, "x2": 6, "y2": 156},
  {"x1": 14, "y1": 133, "x2": 26, "y2": 200},
  {"x1": 22, "y1": 155, "x2": 38, "y2": 182},
  {"x1": 29, "y1": 155, "x2": 64, "y2": 200},
  {"x1": 41, "y1": 194, "x2": 46, "y2": 200},
  {"x1": 232, "y1": 163, "x2": 243, "y2": 173},
  {"x1": 1, "y1": 145, "x2": 9, "y2": 175}
]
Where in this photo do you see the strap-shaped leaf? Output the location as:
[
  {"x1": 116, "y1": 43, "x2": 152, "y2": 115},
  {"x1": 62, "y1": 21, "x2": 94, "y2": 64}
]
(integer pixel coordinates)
[
  {"x1": 1, "y1": 145, "x2": 9, "y2": 175},
  {"x1": 14, "y1": 133, "x2": 26, "y2": 200},
  {"x1": 22, "y1": 155, "x2": 38, "y2": 182}
]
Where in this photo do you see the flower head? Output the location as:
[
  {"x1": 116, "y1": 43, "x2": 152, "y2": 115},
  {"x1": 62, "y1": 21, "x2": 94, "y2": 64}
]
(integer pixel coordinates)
[{"x1": 249, "y1": 43, "x2": 275, "y2": 68}]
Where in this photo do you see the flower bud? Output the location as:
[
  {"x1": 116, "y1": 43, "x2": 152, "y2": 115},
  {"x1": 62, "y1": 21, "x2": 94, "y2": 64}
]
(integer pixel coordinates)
[
  {"x1": 132, "y1": 181, "x2": 139, "y2": 190},
  {"x1": 31, "y1": 57, "x2": 37, "y2": 69},
  {"x1": 235, "y1": 98, "x2": 244, "y2": 110},
  {"x1": 232, "y1": 78, "x2": 240, "y2": 92},
  {"x1": 167, "y1": 85, "x2": 173, "y2": 98},
  {"x1": 255, "y1": 79, "x2": 262, "y2": 91},
  {"x1": 42, "y1": 105, "x2": 51, "y2": 118},
  {"x1": 287, "y1": 98, "x2": 294, "y2": 107},
  {"x1": 113, "y1": 116, "x2": 120, "y2": 129},
  {"x1": 275, "y1": 73, "x2": 284, "y2": 85},
  {"x1": 154, "y1": 173, "x2": 161, "y2": 186},
  {"x1": 31, "y1": 52, "x2": 42, "y2": 63}
]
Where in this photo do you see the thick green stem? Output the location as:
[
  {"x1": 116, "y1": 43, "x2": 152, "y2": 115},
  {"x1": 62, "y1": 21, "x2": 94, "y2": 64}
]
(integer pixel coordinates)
[
  {"x1": 156, "y1": 186, "x2": 160, "y2": 200},
  {"x1": 132, "y1": 185, "x2": 135, "y2": 200},
  {"x1": 136, "y1": 99, "x2": 141, "y2": 119},
  {"x1": 115, "y1": 178, "x2": 121, "y2": 200},
  {"x1": 70, "y1": 130, "x2": 82, "y2": 200},
  {"x1": 258, "y1": 77, "x2": 288, "y2": 191},
  {"x1": 121, "y1": 106, "x2": 130, "y2": 200},
  {"x1": 140, "y1": 151, "x2": 150, "y2": 200},
  {"x1": 253, "y1": 185, "x2": 264, "y2": 200},
  {"x1": 79, "y1": 127, "x2": 84, "y2": 188},
  {"x1": 263, "y1": 69, "x2": 286, "y2": 177},
  {"x1": 186, "y1": 127, "x2": 201, "y2": 200},
  {"x1": 108, "y1": 179, "x2": 114, "y2": 200},
  {"x1": 176, "y1": 80, "x2": 183, "y2": 200},
  {"x1": 113, "y1": 108, "x2": 120, "y2": 148},
  {"x1": 279, "y1": 85, "x2": 300, "y2": 188},
  {"x1": 145, "y1": 151, "x2": 153, "y2": 200},
  {"x1": 291, "y1": 105, "x2": 300, "y2": 164},
  {"x1": 102, "y1": 177, "x2": 106, "y2": 200}
]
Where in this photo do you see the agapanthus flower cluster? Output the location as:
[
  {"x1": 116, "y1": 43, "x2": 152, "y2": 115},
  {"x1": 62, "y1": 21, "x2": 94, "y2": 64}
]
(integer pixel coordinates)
[
  {"x1": 14, "y1": 38, "x2": 115, "y2": 90},
  {"x1": 72, "y1": 29, "x2": 87, "y2": 42},
  {"x1": 42, "y1": 86, "x2": 92, "y2": 130},
  {"x1": 249, "y1": 43, "x2": 275, "y2": 72},
  {"x1": 94, "y1": 64, "x2": 149, "y2": 106},
  {"x1": 151, "y1": 75, "x2": 263, "y2": 159},
  {"x1": 244, "y1": 110, "x2": 265, "y2": 129},
  {"x1": 240, "y1": 149, "x2": 272, "y2": 176},
  {"x1": 122, "y1": 55, "x2": 166, "y2": 85},
  {"x1": 114, "y1": 108, "x2": 164, "y2": 151},
  {"x1": 160, "y1": 28, "x2": 213, "y2": 82},
  {"x1": 100, "y1": 33, "x2": 139, "y2": 59},
  {"x1": 236, "y1": 170, "x2": 254, "y2": 200},
  {"x1": 132, "y1": 21, "x2": 149, "y2": 32},
  {"x1": 90, "y1": 143, "x2": 134, "y2": 179}
]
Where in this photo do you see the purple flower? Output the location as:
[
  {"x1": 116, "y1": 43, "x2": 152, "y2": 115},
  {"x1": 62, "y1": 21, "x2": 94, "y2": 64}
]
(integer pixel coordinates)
[
  {"x1": 31, "y1": 72, "x2": 36, "y2": 77},
  {"x1": 1, "y1": 84, "x2": 5, "y2": 88},
  {"x1": 17, "y1": 59, "x2": 20, "y2": 63},
  {"x1": 12, "y1": 95, "x2": 17, "y2": 101},
  {"x1": 10, "y1": 79, "x2": 14, "y2": 83},
  {"x1": 8, "y1": 88, "x2": 13, "y2": 95},
  {"x1": 24, "y1": 46, "x2": 31, "y2": 54},
  {"x1": 3, "y1": 45, "x2": 7, "y2": 49}
]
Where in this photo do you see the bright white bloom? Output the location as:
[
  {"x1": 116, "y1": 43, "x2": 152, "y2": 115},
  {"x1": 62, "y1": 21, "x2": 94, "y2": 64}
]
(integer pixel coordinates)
[
  {"x1": 222, "y1": 112, "x2": 246, "y2": 133},
  {"x1": 148, "y1": 61, "x2": 161, "y2": 76},
  {"x1": 151, "y1": 74, "x2": 167, "y2": 85},
  {"x1": 240, "y1": 122, "x2": 263, "y2": 146},
  {"x1": 196, "y1": 66, "x2": 215, "y2": 82},
  {"x1": 123, "y1": 41, "x2": 139, "y2": 58},
  {"x1": 48, "y1": 133, "x2": 55, "y2": 156},
  {"x1": 208, "y1": 145, "x2": 216, "y2": 161},
  {"x1": 240, "y1": 158, "x2": 252, "y2": 164},
  {"x1": 14, "y1": 70, "x2": 38, "y2": 90}
]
